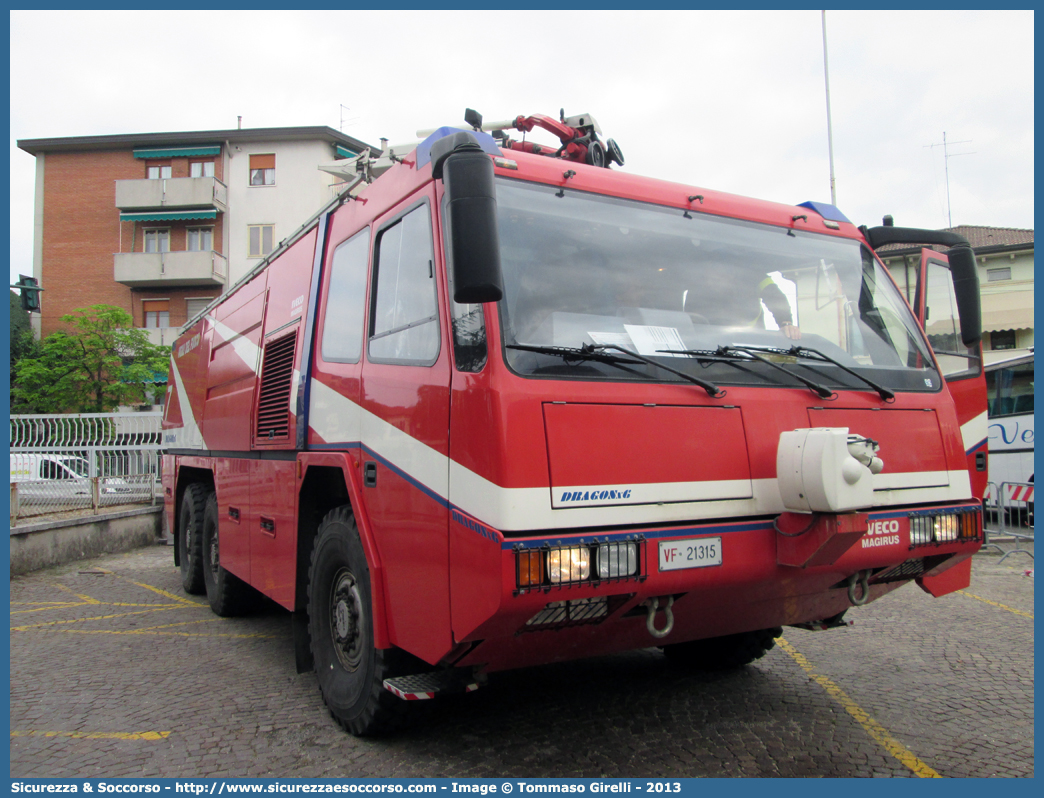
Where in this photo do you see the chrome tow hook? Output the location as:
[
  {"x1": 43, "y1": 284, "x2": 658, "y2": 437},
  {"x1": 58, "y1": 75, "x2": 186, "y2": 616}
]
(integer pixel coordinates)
[
  {"x1": 847, "y1": 571, "x2": 871, "y2": 606},
  {"x1": 643, "y1": 596, "x2": 675, "y2": 639}
]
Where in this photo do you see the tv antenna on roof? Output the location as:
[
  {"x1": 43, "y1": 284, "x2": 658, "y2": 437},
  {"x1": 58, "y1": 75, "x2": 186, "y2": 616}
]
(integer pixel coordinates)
[
  {"x1": 339, "y1": 105, "x2": 359, "y2": 132},
  {"x1": 925, "y1": 132, "x2": 975, "y2": 228}
]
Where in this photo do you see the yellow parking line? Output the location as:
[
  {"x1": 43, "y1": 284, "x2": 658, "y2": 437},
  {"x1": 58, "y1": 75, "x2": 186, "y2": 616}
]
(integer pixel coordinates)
[
  {"x1": 53, "y1": 583, "x2": 102, "y2": 604},
  {"x1": 10, "y1": 602, "x2": 94, "y2": 615},
  {"x1": 11, "y1": 600, "x2": 185, "y2": 615},
  {"x1": 957, "y1": 591, "x2": 1033, "y2": 619},
  {"x1": 124, "y1": 579, "x2": 205, "y2": 607},
  {"x1": 55, "y1": 628, "x2": 286, "y2": 639},
  {"x1": 11, "y1": 730, "x2": 171, "y2": 741},
  {"x1": 777, "y1": 637, "x2": 941, "y2": 778},
  {"x1": 134, "y1": 617, "x2": 222, "y2": 632}
]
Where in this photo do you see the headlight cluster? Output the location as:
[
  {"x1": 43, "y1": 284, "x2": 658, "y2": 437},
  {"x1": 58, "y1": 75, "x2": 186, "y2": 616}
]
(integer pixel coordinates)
[
  {"x1": 516, "y1": 540, "x2": 640, "y2": 588},
  {"x1": 909, "y1": 509, "x2": 980, "y2": 546}
]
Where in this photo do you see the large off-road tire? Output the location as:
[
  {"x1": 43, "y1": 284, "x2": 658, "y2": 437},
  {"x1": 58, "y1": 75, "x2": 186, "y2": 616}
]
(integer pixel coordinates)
[
  {"x1": 662, "y1": 627, "x2": 783, "y2": 670},
  {"x1": 178, "y1": 484, "x2": 207, "y2": 595},
  {"x1": 201, "y1": 492, "x2": 250, "y2": 617},
  {"x1": 308, "y1": 505, "x2": 406, "y2": 736}
]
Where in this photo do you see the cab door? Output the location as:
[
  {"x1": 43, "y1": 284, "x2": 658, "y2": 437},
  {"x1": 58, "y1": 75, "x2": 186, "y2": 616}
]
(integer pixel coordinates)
[
  {"x1": 915, "y1": 248, "x2": 988, "y2": 499},
  {"x1": 358, "y1": 189, "x2": 453, "y2": 664}
]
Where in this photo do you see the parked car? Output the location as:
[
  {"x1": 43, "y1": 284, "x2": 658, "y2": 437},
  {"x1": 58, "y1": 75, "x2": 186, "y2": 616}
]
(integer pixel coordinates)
[{"x1": 10, "y1": 454, "x2": 141, "y2": 506}]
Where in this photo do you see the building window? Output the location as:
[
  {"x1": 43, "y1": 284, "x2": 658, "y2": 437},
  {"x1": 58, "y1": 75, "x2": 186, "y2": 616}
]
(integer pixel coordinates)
[
  {"x1": 190, "y1": 161, "x2": 215, "y2": 178},
  {"x1": 248, "y1": 224, "x2": 274, "y2": 258},
  {"x1": 249, "y1": 154, "x2": 275, "y2": 186},
  {"x1": 187, "y1": 227, "x2": 213, "y2": 252},
  {"x1": 991, "y1": 330, "x2": 1017, "y2": 350},
  {"x1": 987, "y1": 266, "x2": 1012, "y2": 282},
  {"x1": 144, "y1": 229, "x2": 169, "y2": 254},
  {"x1": 185, "y1": 297, "x2": 212, "y2": 320},
  {"x1": 143, "y1": 300, "x2": 170, "y2": 329},
  {"x1": 147, "y1": 163, "x2": 172, "y2": 180}
]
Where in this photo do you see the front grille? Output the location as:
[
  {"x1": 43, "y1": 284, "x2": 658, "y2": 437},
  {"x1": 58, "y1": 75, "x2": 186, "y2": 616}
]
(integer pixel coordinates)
[
  {"x1": 522, "y1": 594, "x2": 631, "y2": 632},
  {"x1": 871, "y1": 553, "x2": 954, "y2": 585},
  {"x1": 871, "y1": 558, "x2": 926, "y2": 583}
]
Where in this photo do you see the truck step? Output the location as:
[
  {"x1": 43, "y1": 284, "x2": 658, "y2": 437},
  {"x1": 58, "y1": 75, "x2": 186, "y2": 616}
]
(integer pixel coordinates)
[{"x1": 383, "y1": 671, "x2": 482, "y2": 701}]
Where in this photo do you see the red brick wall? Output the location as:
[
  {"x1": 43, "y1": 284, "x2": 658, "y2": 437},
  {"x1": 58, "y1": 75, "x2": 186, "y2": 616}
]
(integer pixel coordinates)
[
  {"x1": 41, "y1": 150, "x2": 138, "y2": 336},
  {"x1": 40, "y1": 149, "x2": 226, "y2": 337}
]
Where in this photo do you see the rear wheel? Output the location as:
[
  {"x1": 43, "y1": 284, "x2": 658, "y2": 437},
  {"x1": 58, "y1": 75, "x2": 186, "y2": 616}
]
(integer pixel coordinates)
[
  {"x1": 662, "y1": 627, "x2": 782, "y2": 670},
  {"x1": 308, "y1": 505, "x2": 406, "y2": 736},
  {"x1": 201, "y1": 492, "x2": 250, "y2": 616},
  {"x1": 178, "y1": 484, "x2": 207, "y2": 595}
]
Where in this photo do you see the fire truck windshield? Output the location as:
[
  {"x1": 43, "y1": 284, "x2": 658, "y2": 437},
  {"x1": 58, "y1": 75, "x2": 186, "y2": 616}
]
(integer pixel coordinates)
[{"x1": 495, "y1": 179, "x2": 939, "y2": 394}]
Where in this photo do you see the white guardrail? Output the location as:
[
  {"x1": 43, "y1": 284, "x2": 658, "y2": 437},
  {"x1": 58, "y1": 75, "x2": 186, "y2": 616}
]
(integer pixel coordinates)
[{"x1": 10, "y1": 412, "x2": 165, "y2": 523}]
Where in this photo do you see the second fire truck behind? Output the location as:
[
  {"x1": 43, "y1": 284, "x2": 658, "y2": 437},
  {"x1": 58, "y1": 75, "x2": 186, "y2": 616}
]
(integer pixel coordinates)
[{"x1": 161, "y1": 110, "x2": 988, "y2": 735}]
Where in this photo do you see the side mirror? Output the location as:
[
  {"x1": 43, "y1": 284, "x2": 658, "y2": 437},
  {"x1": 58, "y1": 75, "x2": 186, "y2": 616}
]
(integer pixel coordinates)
[
  {"x1": 441, "y1": 147, "x2": 504, "y2": 304},
  {"x1": 946, "y1": 243, "x2": 981, "y2": 346}
]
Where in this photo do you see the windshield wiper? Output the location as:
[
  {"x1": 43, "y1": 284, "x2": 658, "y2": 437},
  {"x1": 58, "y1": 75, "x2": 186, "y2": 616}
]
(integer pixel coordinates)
[
  {"x1": 783, "y1": 345, "x2": 895, "y2": 401},
  {"x1": 583, "y1": 343, "x2": 725, "y2": 397},
  {"x1": 507, "y1": 343, "x2": 643, "y2": 366},
  {"x1": 507, "y1": 343, "x2": 724, "y2": 397},
  {"x1": 712, "y1": 344, "x2": 894, "y2": 401},
  {"x1": 663, "y1": 345, "x2": 834, "y2": 399}
]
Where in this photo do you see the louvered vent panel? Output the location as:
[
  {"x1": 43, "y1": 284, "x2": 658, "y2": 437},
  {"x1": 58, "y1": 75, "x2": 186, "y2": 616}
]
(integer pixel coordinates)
[{"x1": 256, "y1": 332, "x2": 297, "y2": 441}]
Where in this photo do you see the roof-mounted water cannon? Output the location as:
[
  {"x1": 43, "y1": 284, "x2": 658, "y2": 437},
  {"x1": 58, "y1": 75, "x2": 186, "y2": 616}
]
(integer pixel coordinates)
[{"x1": 441, "y1": 108, "x2": 624, "y2": 169}]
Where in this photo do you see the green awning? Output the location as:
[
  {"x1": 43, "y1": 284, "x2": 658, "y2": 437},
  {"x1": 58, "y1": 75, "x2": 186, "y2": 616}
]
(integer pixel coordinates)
[
  {"x1": 133, "y1": 146, "x2": 221, "y2": 159},
  {"x1": 120, "y1": 210, "x2": 218, "y2": 222},
  {"x1": 336, "y1": 146, "x2": 361, "y2": 159}
]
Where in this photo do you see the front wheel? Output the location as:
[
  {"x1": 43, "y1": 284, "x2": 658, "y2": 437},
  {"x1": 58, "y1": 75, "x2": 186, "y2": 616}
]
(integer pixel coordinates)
[
  {"x1": 662, "y1": 627, "x2": 782, "y2": 670},
  {"x1": 308, "y1": 506, "x2": 405, "y2": 736}
]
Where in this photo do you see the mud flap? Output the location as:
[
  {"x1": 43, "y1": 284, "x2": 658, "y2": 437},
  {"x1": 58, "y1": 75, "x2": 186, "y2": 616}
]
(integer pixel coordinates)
[{"x1": 917, "y1": 553, "x2": 973, "y2": 597}]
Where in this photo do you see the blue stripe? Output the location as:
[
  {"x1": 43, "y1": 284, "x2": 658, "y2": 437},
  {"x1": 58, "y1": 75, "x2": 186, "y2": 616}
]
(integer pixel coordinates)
[
  {"x1": 503, "y1": 519, "x2": 775, "y2": 550},
  {"x1": 296, "y1": 213, "x2": 330, "y2": 450},
  {"x1": 965, "y1": 438, "x2": 988, "y2": 455}
]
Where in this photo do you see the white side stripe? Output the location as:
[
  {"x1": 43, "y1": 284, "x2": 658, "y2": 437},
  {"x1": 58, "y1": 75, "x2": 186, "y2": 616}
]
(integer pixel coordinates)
[
  {"x1": 166, "y1": 356, "x2": 204, "y2": 450},
  {"x1": 308, "y1": 379, "x2": 976, "y2": 532},
  {"x1": 209, "y1": 316, "x2": 262, "y2": 377},
  {"x1": 961, "y1": 410, "x2": 988, "y2": 452}
]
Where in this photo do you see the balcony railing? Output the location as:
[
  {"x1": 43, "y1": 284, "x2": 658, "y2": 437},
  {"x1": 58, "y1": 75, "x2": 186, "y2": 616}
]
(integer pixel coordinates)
[
  {"x1": 140, "y1": 327, "x2": 181, "y2": 347},
  {"x1": 114, "y1": 250, "x2": 228, "y2": 288},
  {"x1": 115, "y1": 177, "x2": 228, "y2": 211}
]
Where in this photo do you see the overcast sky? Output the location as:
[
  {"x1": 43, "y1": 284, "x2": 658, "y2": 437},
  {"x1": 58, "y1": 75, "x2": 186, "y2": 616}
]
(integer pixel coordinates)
[{"x1": 9, "y1": 9, "x2": 1034, "y2": 286}]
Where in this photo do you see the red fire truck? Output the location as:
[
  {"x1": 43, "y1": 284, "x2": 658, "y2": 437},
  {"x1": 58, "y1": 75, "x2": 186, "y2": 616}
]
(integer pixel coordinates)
[{"x1": 161, "y1": 110, "x2": 988, "y2": 735}]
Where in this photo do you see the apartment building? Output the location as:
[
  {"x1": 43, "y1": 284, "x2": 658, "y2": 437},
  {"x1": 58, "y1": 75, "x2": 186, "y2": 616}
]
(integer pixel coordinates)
[{"x1": 18, "y1": 126, "x2": 374, "y2": 343}]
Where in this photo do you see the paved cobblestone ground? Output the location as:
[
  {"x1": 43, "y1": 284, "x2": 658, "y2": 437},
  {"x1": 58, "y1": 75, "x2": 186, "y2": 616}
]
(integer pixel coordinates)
[{"x1": 10, "y1": 543, "x2": 1033, "y2": 779}]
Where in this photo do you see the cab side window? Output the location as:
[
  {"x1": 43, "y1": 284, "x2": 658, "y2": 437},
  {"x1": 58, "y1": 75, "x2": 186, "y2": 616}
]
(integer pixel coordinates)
[
  {"x1": 320, "y1": 229, "x2": 371, "y2": 363},
  {"x1": 925, "y1": 260, "x2": 979, "y2": 380},
  {"x1": 368, "y1": 204, "x2": 440, "y2": 365}
]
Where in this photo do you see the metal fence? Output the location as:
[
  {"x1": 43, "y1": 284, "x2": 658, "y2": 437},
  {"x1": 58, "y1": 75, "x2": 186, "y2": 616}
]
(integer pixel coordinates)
[
  {"x1": 10, "y1": 412, "x2": 164, "y2": 523},
  {"x1": 982, "y1": 480, "x2": 1035, "y2": 562}
]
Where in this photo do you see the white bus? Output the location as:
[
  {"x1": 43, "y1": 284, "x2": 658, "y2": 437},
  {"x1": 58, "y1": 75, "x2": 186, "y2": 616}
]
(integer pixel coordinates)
[{"x1": 985, "y1": 349, "x2": 1033, "y2": 524}]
